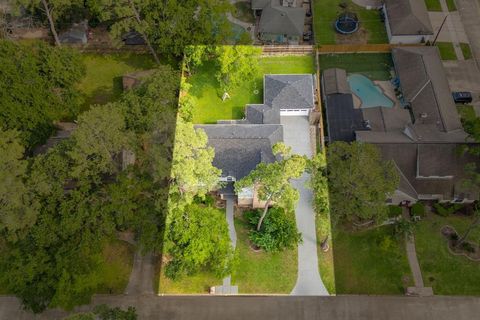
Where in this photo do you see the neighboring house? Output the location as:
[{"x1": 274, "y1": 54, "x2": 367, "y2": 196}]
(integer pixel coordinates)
[
  {"x1": 382, "y1": 0, "x2": 433, "y2": 44},
  {"x1": 253, "y1": 0, "x2": 306, "y2": 44},
  {"x1": 196, "y1": 74, "x2": 315, "y2": 207},
  {"x1": 121, "y1": 31, "x2": 146, "y2": 46},
  {"x1": 59, "y1": 20, "x2": 88, "y2": 44},
  {"x1": 322, "y1": 47, "x2": 479, "y2": 204},
  {"x1": 33, "y1": 122, "x2": 77, "y2": 156}
]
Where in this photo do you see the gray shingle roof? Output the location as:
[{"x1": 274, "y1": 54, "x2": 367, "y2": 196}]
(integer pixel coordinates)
[
  {"x1": 384, "y1": 0, "x2": 433, "y2": 36},
  {"x1": 264, "y1": 74, "x2": 315, "y2": 110},
  {"x1": 392, "y1": 46, "x2": 462, "y2": 132},
  {"x1": 252, "y1": 0, "x2": 270, "y2": 9},
  {"x1": 323, "y1": 68, "x2": 350, "y2": 95},
  {"x1": 195, "y1": 124, "x2": 283, "y2": 180},
  {"x1": 258, "y1": 2, "x2": 306, "y2": 36}
]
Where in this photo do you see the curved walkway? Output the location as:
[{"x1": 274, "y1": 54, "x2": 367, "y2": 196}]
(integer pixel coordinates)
[{"x1": 280, "y1": 116, "x2": 329, "y2": 296}]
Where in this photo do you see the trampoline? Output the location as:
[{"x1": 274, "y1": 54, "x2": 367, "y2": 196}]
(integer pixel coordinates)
[{"x1": 335, "y1": 12, "x2": 359, "y2": 34}]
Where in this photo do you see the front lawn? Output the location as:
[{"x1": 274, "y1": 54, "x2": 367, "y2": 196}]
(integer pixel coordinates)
[
  {"x1": 446, "y1": 0, "x2": 457, "y2": 11},
  {"x1": 189, "y1": 55, "x2": 315, "y2": 124},
  {"x1": 319, "y1": 53, "x2": 393, "y2": 80},
  {"x1": 96, "y1": 240, "x2": 135, "y2": 294},
  {"x1": 415, "y1": 212, "x2": 480, "y2": 295},
  {"x1": 425, "y1": 0, "x2": 442, "y2": 11},
  {"x1": 158, "y1": 210, "x2": 298, "y2": 294},
  {"x1": 313, "y1": 0, "x2": 388, "y2": 45},
  {"x1": 436, "y1": 42, "x2": 457, "y2": 60},
  {"x1": 333, "y1": 225, "x2": 412, "y2": 294},
  {"x1": 77, "y1": 53, "x2": 155, "y2": 110},
  {"x1": 231, "y1": 212, "x2": 298, "y2": 293}
]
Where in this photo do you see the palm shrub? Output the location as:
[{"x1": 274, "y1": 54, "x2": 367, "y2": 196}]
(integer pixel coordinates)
[{"x1": 245, "y1": 208, "x2": 301, "y2": 252}]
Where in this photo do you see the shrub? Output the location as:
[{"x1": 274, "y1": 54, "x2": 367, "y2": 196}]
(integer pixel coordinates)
[
  {"x1": 450, "y1": 233, "x2": 459, "y2": 241},
  {"x1": 411, "y1": 203, "x2": 425, "y2": 217},
  {"x1": 388, "y1": 205, "x2": 402, "y2": 218},
  {"x1": 433, "y1": 203, "x2": 463, "y2": 216},
  {"x1": 245, "y1": 207, "x2": 301, "y2": 252}
]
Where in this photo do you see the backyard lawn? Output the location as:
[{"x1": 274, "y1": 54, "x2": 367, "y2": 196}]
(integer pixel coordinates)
[
  {"x1": 313, "y1": 0, "x2": 388, "y2": 45},
  {"x1": 415, "y1": 212, "x2": 480, "y2": 295},
  {"x1": 319, "y1": 53, "x2": 393, "y2": 80},
  {"x1": 333, "y1": 225, "x2": 413, "y2": 294},
  {"x1": 436, "y1": 42, "x2": 457, "y2": 60},
  {"x1": 231, "y1": 213, "x2": 297, "y2": 293},
  {"x1": 189, "y1": 55, "x2": 315, "y2": 124},
  {"x1": 96, "y1": 240, "x2": 135, "y2": 294},
  {"x1": 77, "y1": 53, "x2": 155, "y2": 110}
]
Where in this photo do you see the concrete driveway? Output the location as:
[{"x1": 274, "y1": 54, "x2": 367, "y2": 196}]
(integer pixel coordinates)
[
  {"x1": 443, "y1": 60, "x2": 480, "y2": 113},
  {"x1": 280, "y1": 116, "x2": 329, "y2": 296},
  {"x1": 456, "y1": 0, "x2": 480, "y2": 67}
]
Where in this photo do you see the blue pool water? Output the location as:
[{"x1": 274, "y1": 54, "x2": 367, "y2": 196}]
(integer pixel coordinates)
[{"x1": 347, "y1": 74, "x2": 394, "y2": 108}]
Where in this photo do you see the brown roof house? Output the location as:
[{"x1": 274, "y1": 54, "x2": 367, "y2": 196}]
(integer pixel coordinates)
[
  {"x1": 382, "y1": 0, "x2": 433, "y2": 44},
  {"x1": 323, "y1": 46, "x2": 479, "y2": 204}
]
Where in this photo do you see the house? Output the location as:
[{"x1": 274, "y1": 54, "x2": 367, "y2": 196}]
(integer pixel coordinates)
[
  {"x1": 253, "y1": 0, "x2": 306, "y2": 44},
  {"x1": 59, "y1": 20, "x2": 88, "y2": 44},
  {"x1": 121, "y1": 31, "x2": 146, "y2": 46},
  {"x1": 33, "y1": 122, "x2": 77, "y2": 156},
  {"x1": 382, "y1": 0, "x2": 433, "y2": 44},
  {"x1": 322, "y1": 47, "x2": 479, "y2": 204},
  {"x1": 196, "y1": 74, "x2": 315, "y2": 207}
]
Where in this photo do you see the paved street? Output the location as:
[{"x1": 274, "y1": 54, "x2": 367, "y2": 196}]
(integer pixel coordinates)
[
  {"x1": 280, "y1": 116, "x2": 329, "y2": 296},
  {"x1": 2, "y1": 295, "x2": 480, "y2": 319}
]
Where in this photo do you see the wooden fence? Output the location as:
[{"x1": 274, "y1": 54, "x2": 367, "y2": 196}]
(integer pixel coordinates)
[
  {"x1": 262, "y1": 45, "x2": 314, "y2": 56},
  {"x1": 317, "y1": 44, "x2": 393, "y2": 53}
]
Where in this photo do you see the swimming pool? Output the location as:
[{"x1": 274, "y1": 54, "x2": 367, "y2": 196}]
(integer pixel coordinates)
[{"x1": 347, "y1": 74, "x2": 394, "y2": 108}]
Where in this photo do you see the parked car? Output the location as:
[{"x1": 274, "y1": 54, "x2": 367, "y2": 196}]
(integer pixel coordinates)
[{"x1": 452, "y1": 91, "x2": 473, "y2": 104}]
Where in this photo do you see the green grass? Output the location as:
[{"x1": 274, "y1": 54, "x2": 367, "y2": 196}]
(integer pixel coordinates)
[
  {"x1": 460, "y1": 43, "x2": 473, "y2": 60},
  {"x1": 189, "y1": 55, "x2": 315, "y2": 124},
  {"x1": 231, "y1": 212, "x2": 297, "y2": 293},
  {"x1": 425, "y1": 0, "x2": 442, "y2": 11},
  {"x1": 316, "y1": 210, "x2": 336, "y2": 294},
  {"x1": 415, "y1": 213, "x2": 480, "y2": 295},
  {"x1": 312, "y1": 0, "x2": 388, "y2": 45},
  {"x1": 436, "y1": 42, "x2": 457, "y2": 60},
  {"x1": 319, "y1": 53, "x2": 393, "y2": 80},
  {"x1": 96, "y1": 240, "x2": 135, "y2": 294},
  {"x1": 457, "y1": 104, "x2": 476, "y2": 122},
  {"x1": 159, "y1": 269, "x2": 222, "y2": 294},
  {"x1": 333, "y1": 226, "x2": 413, "y2": 294},
  {"x1": 446, "y1": 0, "x2": 457, "y2": 11},
  {"x1": 77, "y1": 53, "x2": 155, "y2": 110}
]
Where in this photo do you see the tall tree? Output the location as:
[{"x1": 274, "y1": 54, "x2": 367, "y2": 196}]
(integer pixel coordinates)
[
  {"x1": 68, "y1": 103, "x2": 130, "y2": 183},
  {"x1": 327, "y1": 141, "x2": 399, "y2": 225},
  {"x1": 0, "y1": 40, "x2": 85, "y2": 149},
  {"x1": 235, "y1": 143, "x2": 306, "y2": 231},
  {"x1": 215, "y1": 45, "x2": 261, "y2": 94},
  {"x1": 169, "y1": 118, "x2": 221, "y2": 206},
  {"x1": 87, "y1": 0, "x2": 160, "y2": 63},
  {"x1": 89, "y1": 0, "x2": 232, "y2": 63},
  {"x1": 0, "y1": 129, "x2": 38, "y2": 241},
  {"x1": 165, "y1": 204, "x2": 234, "y2": 279},
  {"x1": 15, "y1": 0, "x2": 83, "y2": 46}
]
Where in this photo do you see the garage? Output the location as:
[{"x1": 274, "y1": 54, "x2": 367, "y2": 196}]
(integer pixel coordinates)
[{"x1": 280, "y1": 109, "x2": 310, "y2": 116}]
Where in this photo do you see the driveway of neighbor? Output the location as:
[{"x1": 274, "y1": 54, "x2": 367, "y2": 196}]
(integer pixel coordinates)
[
  {"x1": 125, "y1": 251, "x2": 155, "y2": 295},
  {"x1": 456, "y1": 0, "x2": 480, "y2": 67},
  {"x1": 280, "y1": 116, "x2": 329, "y2": 296}
]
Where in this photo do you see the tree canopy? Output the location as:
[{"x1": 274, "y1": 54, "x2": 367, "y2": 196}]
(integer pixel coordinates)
[
  {"x1": 0, "y1": 40, "x2": 85, "y2": 149},
  {"x1": 235, "y1": 143, "x2": 306, "y2": 231},
  {"x1": 327, "y1": 141, "x2": 399, "y2": 225}
]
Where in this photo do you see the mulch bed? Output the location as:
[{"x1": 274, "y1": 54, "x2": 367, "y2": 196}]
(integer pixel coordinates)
[{"x1": 441, "y1": 225, "x2": 480, "y2": 261}]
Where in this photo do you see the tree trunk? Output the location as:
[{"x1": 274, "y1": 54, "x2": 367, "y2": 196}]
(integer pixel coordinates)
[
  {"x1": 455, "y1": 214, "x2": 480, "y2": 248},
  {"x1": 256, "y1": 197, "x2": 272, "y2": 231},
  {"x1": 129, "y1": 0, "x2": 160, "y2": 64},
  {"x1": 41, "y1": 0, "x2": 61, "y2": 46}
]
